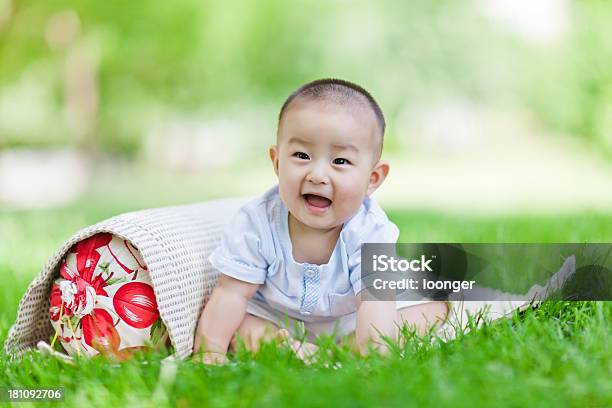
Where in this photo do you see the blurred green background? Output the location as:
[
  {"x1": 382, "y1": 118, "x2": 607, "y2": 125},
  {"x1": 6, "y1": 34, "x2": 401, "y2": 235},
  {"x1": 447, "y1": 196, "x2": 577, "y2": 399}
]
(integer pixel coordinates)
[
  {"x1": 1, "y1": 0, "x2": 612, "y2": 153},
  {"x1": 0, "y1": 0, "x2": 611, "y2": 213}
]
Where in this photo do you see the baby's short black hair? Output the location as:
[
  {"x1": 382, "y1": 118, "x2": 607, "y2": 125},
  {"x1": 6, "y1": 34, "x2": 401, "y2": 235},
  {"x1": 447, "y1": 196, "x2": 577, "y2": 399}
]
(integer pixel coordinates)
[{"x1": 278, "y1": 78, "x2": 386, "y2": 141}]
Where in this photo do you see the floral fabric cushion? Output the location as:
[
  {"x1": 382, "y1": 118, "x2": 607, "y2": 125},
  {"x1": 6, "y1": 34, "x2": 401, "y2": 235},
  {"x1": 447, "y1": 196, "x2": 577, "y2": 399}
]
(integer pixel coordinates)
[{"x1": 49, "y1": 233, "x2": 167, "y2": 359}]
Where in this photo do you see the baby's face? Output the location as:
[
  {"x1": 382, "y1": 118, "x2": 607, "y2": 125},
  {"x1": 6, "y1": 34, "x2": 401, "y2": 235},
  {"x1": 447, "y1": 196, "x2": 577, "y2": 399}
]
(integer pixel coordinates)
[{"x1": 271, "y1": 100, "x2": 388, "y2": 231}]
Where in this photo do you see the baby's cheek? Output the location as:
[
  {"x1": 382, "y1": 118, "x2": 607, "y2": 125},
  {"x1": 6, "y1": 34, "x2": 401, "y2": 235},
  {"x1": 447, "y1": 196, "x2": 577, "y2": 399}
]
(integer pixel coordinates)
[
  {"x1": 279, "y1": 172, "x2": 298, "y2": 190},
  {"x1": 336, "y1": 182, "x2": 366, "y2": 212}
]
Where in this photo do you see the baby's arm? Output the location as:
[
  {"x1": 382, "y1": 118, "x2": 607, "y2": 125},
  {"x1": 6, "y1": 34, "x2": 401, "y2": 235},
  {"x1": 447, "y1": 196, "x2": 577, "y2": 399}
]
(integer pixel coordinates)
[
  {"x1": 354, "y1": 297, "x2": 397, "y2": 355},
  {"x1": 193, "y1": 274, "x2": 259, "y2": 363}
]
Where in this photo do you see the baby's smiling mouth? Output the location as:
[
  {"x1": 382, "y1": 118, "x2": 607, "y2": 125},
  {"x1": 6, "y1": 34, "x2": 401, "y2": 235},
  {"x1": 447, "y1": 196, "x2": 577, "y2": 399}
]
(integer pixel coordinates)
[{"x1": 303, "y1": 194, "x2": 332, "y2": 209}]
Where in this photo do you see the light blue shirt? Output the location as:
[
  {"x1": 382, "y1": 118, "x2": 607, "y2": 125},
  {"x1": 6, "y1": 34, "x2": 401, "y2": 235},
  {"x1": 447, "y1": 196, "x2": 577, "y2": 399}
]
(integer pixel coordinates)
[{"x1": 209, "y1": 185, "x2": 399, "y2": 322}]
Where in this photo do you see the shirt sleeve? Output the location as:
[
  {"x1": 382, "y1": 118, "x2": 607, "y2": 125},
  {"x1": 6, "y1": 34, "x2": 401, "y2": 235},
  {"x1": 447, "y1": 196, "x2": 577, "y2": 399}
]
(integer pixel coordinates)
[
  {"x1": 209, "y1": 205, "x2": 270, "y2": 284},
  {"x1": 348, "y1": 218, "x2": 400, "y2": 294}
]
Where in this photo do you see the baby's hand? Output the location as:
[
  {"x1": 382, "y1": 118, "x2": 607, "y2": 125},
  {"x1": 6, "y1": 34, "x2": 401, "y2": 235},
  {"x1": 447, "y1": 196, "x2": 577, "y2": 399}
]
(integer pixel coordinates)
[
  {"x1": 192, "y1": 351, "x2": 228, "y2": 365},
  {"x1": 276, "y1": 329, "x2": 318, "y2": 364}
]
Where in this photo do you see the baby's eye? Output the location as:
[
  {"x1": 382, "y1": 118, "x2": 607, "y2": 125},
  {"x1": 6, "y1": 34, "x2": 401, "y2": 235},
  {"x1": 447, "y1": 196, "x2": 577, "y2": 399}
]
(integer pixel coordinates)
[
  {"x1": 293, "y1": 152, "x2": 310, "y2": 160},
  {"x1": 333, "y1": 158, "x2": 351, "y2": 165}
]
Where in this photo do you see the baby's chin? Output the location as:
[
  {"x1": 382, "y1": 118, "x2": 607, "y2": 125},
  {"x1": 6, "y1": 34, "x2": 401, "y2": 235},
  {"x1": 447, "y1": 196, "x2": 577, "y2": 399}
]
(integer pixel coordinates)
[{"x1": 289, "y1": 208, "x2": 344, "y2": 232}]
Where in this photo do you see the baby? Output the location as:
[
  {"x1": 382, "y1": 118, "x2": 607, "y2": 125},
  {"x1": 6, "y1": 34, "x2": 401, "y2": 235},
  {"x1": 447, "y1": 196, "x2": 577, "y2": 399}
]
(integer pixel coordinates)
[{"x1": 193, "y1": 79, "x2": 448, "y2": 364}]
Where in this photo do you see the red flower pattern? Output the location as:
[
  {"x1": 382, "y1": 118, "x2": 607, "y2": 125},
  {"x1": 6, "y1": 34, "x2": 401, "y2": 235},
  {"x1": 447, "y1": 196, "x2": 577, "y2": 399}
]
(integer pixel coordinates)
[
  {"x1": 49, "y1": 233, "x2": 162, "y2": 358},
  {"x1": 82, "y1": 308, "x2": 120, "y2": 352},
  {"x1": 113, "y1": 282, "x2": 159, "y2": 329}
]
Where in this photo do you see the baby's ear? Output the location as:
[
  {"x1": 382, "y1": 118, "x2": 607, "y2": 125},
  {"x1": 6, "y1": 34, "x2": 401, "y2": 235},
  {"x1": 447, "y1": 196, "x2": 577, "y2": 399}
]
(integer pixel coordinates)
[
  {"x1": 269, "y1": 145, "x2": 280, "y2": 176},
  {"x1": 367, "y1": 160, "x2": 389, "y2": 195}
]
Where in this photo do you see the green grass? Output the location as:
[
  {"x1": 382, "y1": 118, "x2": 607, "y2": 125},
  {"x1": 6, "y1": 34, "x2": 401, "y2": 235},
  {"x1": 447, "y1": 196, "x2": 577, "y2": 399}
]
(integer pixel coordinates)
[{"x1": 1, "y1": 204, "x2": 611, "y2": 407}]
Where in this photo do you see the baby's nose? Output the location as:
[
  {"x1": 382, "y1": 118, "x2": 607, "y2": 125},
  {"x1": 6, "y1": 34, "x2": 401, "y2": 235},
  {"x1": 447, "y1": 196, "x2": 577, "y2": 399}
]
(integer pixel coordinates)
[{"x1": 306, "y1": 168, "x2": 330, "y2": 184}]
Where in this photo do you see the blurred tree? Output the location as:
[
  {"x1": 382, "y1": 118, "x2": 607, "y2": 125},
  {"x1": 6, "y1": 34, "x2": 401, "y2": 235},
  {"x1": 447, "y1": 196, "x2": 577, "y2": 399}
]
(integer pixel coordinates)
[{"x1": 1, "y1": 0, "x2": 612, "y2": 158}]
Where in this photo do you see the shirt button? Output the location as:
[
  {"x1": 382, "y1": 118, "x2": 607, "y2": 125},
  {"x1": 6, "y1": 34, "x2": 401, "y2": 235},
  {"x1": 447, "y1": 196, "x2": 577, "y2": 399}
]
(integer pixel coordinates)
[
  {"x1": 301, "y1": 310, "x2": 312, "y2": 316},
  {"x1": 304, "y1": 269, "x2": 315, "y2": 278}
]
